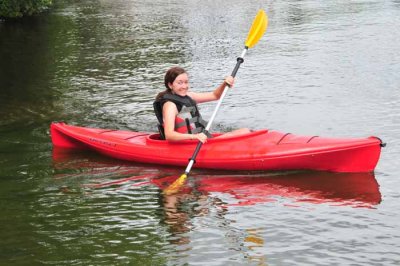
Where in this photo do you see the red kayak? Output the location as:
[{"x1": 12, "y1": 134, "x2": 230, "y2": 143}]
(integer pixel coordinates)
[{"x1": 50, "y1": 122, "x2": 384, "y2": 173}]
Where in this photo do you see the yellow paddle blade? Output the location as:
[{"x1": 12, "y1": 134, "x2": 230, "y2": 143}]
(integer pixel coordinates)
[
  {"x1": 245, "y1": 9, "x2": 268, "y2": 48},
  {"x1": 163, "y1": 174, "x2": 188, "y2": 195}
]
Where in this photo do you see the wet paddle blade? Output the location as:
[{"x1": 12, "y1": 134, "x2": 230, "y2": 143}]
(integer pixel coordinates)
[
  {"x1": 245, "y1": 9, "x2": 268, "y2": 48},
  {"x1": 163, "y1": 173, "x2": 188, "y2": 195}
]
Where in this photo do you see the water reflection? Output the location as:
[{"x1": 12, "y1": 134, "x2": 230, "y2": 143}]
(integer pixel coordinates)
[
  {"x1": 153, "y1": 171, "x2": 381, "y2": 208},
  {"x1": 161, "y1": 192, "x2": 211, "y2": 245},
  {"x1": 53, "y1": 147, "x2": 381, "y2": 210},
  {"x1": 203, "y1": 172, "x2": 380, "y2": 207}
]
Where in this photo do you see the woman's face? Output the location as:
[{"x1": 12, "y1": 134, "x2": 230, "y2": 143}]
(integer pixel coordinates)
[{"x1": 169, "y1": 73, "x2": 189, "y2": 96}]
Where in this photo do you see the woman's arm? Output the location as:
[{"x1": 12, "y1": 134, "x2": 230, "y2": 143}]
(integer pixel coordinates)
[
  {"x1": 163, "y1": 101, "x2": 208, "y2": 143},
  {"x1": 189, "y1": 76, "x2": 234, "y2": 103}
]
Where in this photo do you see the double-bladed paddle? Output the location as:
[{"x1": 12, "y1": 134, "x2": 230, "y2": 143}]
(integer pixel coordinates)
[{"x1": 164, "y1": 10, "x2": 268, "y2": 195}]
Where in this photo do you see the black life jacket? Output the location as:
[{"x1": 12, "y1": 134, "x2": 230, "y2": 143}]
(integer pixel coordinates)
[{"x1": 153, "y1": 93, "x2": 208, "y2": 139}]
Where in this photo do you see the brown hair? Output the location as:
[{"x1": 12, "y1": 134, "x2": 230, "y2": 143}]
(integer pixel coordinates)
[{"x1": 156, "y1": 67, "x2": 187, "y2": 100}]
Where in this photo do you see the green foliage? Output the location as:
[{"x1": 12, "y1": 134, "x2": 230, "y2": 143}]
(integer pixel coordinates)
[{"x1": 0, "y1": 0, "x2": 53, "y2": 18}]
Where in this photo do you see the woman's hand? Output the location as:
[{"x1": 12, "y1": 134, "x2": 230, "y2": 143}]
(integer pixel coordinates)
[
  {"x1": 224, "y1": 76, "x2": 235, "y2": 88},
  {"x1": 191, "y1": 133, "x2": 208, "y2": 143}
]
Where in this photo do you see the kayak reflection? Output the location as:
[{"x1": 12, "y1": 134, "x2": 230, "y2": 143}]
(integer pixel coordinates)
[
  {"x1": 153, "y1": 171, "x2": 381, "y2": 208},
  {"x1": 53, "y1": 147, "x2": 381, "y2": 208}
]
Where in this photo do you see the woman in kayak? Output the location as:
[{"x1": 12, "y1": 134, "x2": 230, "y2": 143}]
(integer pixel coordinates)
[{"x1": 154, "y1": 66, "x2": 250, "y2": 143}]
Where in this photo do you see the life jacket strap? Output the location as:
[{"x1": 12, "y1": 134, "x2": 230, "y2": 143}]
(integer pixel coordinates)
[
  {"x1": 157, "y1": 124, "x2": 166, "y2": 140},
  {"x1": 185, "y1": 118, "x2": 192, "y2": 134}
]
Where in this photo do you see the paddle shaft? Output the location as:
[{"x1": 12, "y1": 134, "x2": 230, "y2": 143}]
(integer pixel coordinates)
[{"x1": 183, "y1": 48, "x2": 248, "y2": 174}]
